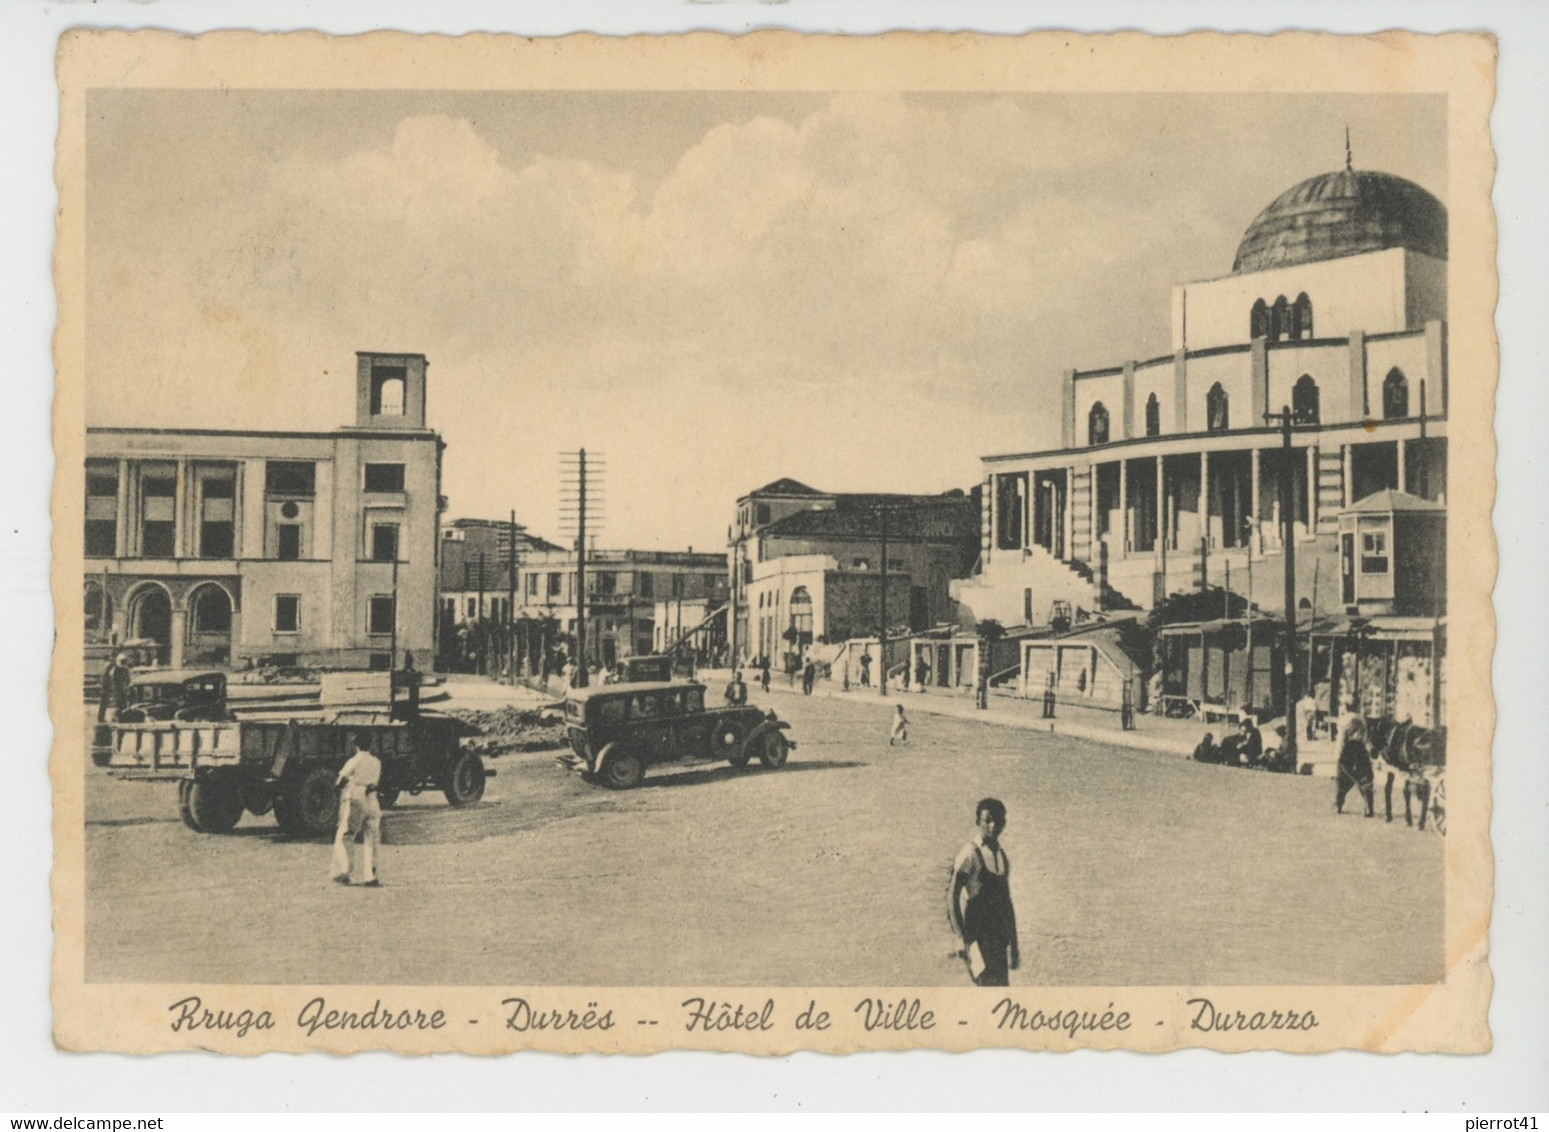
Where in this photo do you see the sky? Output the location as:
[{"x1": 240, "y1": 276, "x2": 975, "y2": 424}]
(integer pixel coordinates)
[{"x1": 84, "y1": 90, "x2": 1446, "y2": 551}]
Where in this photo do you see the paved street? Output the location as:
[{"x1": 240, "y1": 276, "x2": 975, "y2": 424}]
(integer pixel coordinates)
[{"x1": 84, "y1": 682, "x2": 1443, "y2": 987}]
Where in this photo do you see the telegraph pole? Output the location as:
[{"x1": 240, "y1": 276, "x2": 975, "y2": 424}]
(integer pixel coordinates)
[
  {"x1": 576, "y1": 453, "x2": 587, "y2": 686},
  {"x1": 560, "y1": 450, "x2": 604, "y2": 688},
  {"x1": 507, "y1": 509, "x2": 518, "y2": 681},
  {"x1": 879, "y1": 508, "x2": 890, "y2": 697},
  {"x1": 1265, "y1": 406, "x2": 1298, "y2": 761}
]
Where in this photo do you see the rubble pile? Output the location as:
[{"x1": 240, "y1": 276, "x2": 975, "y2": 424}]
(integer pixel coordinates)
[{"x1": 451, "y1": 706, "x2": 567, "y2": 756}]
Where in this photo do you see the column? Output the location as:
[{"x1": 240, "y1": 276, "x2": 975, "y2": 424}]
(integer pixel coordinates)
[
  {"x1": 1396, "y1": 439, "x2": 1407, "y2": 494},
  {"x1": 115, "y1": 458, "x2": 130, "y2": 557},
  {"x1": 1154, "y1": 456, "x2": 1165, "y2": 559},
  {"x1": 1307, "y1": 445, "x2": 1319, "y2": 532},
  {"x1": 1088, "y1": 462, "x2": 1097, "y2": 557},
  {"x1": 1021, "y1": 475, "x2": 1031, "y2": 550},
  {"x1": 174, "y1": 459, "x2": 188, "y2": 559},
  {"x1": 987, "y1": 473, "x2": 999, "y2": 558},
  {"x1": 1118, "y1": 459, "x2": 1129, "y2": 554},
  {"x1": 1342, "y1": 444, "x2": 1354, "y2": 508},
  {"x1": 169, "y1": 607, "x2": 187, "y2": 668},
  {"x1": 1200, "y1": 450, "x2": 1211, "y2": 549},
  {"x1": 1062, "y1": 467, "x2": 1074, "y2": 561},
  {"x1": 1249, "y1": 448, "x2": 1261, "y2": 557}
]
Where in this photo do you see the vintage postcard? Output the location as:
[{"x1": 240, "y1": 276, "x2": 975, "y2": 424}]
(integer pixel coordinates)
[{"x1": 51, "y1": 29, "x2": 1497, "y2": 1054}]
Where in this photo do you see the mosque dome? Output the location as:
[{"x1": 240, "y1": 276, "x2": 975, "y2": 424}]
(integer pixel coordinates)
[{"x1": 1232, "y1": 168, "x2": 1447, "y2": 275}]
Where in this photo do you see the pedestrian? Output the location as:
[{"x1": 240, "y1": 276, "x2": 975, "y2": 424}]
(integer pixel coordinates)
[
  {"x1": 859, "y1": 652, "x2": 872, "y2": 687},
  {"x1": 802, "y1": 660, "x2": 816, "y2": 695},
  {"x1": 1335, "y1": 715, "x2": 1375, "y2": 817},
  {"x1": 1234, "y1": 716, "x2": 1264, "y2": 769},
  {"x1": 97, "y1": 651, "x2": 131, "y2": 723},
  {"x1": 889, "y1": 703, "x2": 909, "y2": 746},
  {"x1": 947, "y1": 797, "x2": 1020, "y2": 986},
  {"x1": 916, "y1": 657, "x2": 930, "y2": 693},
  {"x1": 759, "y1": 661, "x2": 771, "y2": 694},
  {"x1": 1192, "y1": 731, "x2": 1219, "y2": 764},
  {"x1": 724, "y1": 670, "x2": 748, "y2": 706},
  {"x1": 331, "y1": 733, "x2": 383, "y2": 886}
]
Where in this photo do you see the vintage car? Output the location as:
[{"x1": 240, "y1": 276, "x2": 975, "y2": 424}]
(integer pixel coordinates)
[
  {"x1": 559, "y1": 680, "x2": 794, "y2": 789},
  {"x1": 116, "y1": 669, "x2": 231, "y2": 724}
]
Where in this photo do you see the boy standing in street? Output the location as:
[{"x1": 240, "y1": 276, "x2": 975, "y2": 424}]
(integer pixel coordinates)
[
  {"x1": 947, "y1": 797, "x2": 1020, "y2": 986},
  {"x1": 889, "y1": 703, "x2": 909, "y2": 745}
]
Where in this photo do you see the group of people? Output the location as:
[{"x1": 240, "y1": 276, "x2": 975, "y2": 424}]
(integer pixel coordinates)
[{"x1": 1191, "y1": 715, "x2": 1266, "y2": 769}]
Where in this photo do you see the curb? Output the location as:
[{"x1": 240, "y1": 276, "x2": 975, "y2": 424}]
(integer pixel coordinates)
[{"x1": 746, "y1": 675, "x2": 1198, "y2": 758}]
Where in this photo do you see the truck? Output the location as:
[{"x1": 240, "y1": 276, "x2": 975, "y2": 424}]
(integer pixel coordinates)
[{"x1": 101, "y1": 671, "x2": 490, "y2": 837}]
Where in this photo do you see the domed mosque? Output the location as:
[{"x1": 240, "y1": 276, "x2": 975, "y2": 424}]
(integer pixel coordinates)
[
  {"x1": 1232, "y1": 163, "x2": 1447, "y2": 276},
  {"x1": 962, "y1": 141, "x2": 1449, "y2": 736}
]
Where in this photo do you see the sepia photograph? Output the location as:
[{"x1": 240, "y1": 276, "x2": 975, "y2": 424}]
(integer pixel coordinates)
[{"x1": 47, "y1": 28, "x2": 1498, "y2": 1057}]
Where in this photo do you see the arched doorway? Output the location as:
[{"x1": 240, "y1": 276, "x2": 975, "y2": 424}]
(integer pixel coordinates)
[
  {"x1": 787, "y1": 586, "x2": 814, "y2": 665},
  {"x1": 187, "y1": 584, "x2": 233, "y2": 667},
  {"x1": 128, "y1": 585, "x2": 172, "y2": 665}
]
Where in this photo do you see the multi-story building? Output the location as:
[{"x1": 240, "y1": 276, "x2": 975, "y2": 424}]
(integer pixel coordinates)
[
  {"x1": 513, "y1": 548, "x2": 729, "y2": 670},
  {"x1": 728, "y1": 479, "x2": 980, "y2": 666},
  {"x1": 957, "y1": 163, "x2": 1448, "y2": 629},
  {"x1": 84, "y1": 352, "x2": 444, "y2": 670},
  {"x1": 435, "y1": 517, "x2": 564, "y2": 673}
]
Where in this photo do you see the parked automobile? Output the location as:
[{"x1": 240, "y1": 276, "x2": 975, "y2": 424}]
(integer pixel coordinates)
[
  {"x1": 115, "y1": 669, "x2": 231, "y2": 724},
  {"x1": 559, "y1": 680, "x2": 794, "y2": 789}
]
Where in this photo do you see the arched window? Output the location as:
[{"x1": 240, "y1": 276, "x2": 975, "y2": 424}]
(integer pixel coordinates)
[
  {"x1": 1291, "y1": 293, "x2": 1313, "y2": 340},
  {"x1": 192, "y1": 586, "x2": 232, "y2": 633},
  {"x1": 1088, "y1": 401, "x2": 1110, "y2": 446},
  {"x1": 1292, "y1": 374, "x2": 1320, "y2": 424},
  {"x1": 1383, "y1": 368, "x2": 1410, "y2": 419},
  {"x1": 1145, "y1": 393, "x2": 1160, "y2": 437},
  {"x1": 1270, "y1": 296, "x2": 1290, "y2": 342},
  {"x1": 370, "y1": 367, "x2": 406, "y2": 416},
  {"x1": 788, "y1": 586, "x2": 814, "y2": 644},
  {"x1": 1206, "y1": 383, "x2": 1229, "y2": 432},
  {"x1": 1250, "y1": 299, "x2": 1269, "y2": 340}
]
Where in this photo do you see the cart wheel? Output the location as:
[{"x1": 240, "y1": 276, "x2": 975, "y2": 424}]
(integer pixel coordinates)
[
  {"x1": 601, "y1": 748, "x2": 645, "y2": 790},
  {"x1": 376, "y1": 786, "x2": 401, "y2": 810},
  {"x1": 186, "y1": 774, "x2": 245, "y2": 834},
  {"x1": 177, "y1": 778, "x2": 201, "y2": 831},
  {"x1": 756, "y1": 730, "x2": 790, "y2": 770},
  {"x1": 442, "y1": 752, "x2": 486, "y2": 807},
  {"x1": 280, "y1": 766, "x2": 340, "y2": 839}
]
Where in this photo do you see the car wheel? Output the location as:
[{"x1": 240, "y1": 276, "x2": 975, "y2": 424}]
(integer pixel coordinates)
[
  {"x1": 442, "y1": 752, "x2": 486, "y2": 807},
  {"x1": 602, "y1": 748, "x2": 645, "y2": 790},
  {"x1": 177, "y1": 778, "x2": 201, "y2": 831},
  {"x1": 757, "y1": 731, "x2": 789, "y2": 770},
  {"x1": 186, "y1": 774, "x2": 245, "y2": 834},
  {"x1": 376, "y1": 786, "x2": 401, "y2": 810}
]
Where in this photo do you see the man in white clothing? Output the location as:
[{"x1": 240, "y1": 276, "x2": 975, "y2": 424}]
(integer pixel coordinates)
[{"x1": 331, "y1": 732, "x2": 383, "y2": 886}]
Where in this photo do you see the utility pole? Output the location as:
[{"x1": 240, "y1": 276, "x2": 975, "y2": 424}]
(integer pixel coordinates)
[
  {"x1": 476, "y1": 551, "x2": 486, "y2": 676},
  {"x1": 576, "y1": 454, "x2": 587, "y2": 686},
  {"x1": 1265, "y1": 405, "x2": 1299, "y2": 761},
  {"x1": 879, "y1": 507, "x2": 890, "y2": 697},
  {"x1": 390, "y1": 554, "x2": 399, "y2": 672},
  {"x1": 507, "y1": 510, "x2": 518, "y2": 682},
  {"x1": 560, "y1": 450, "x2": 604, "y2": 688}
]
